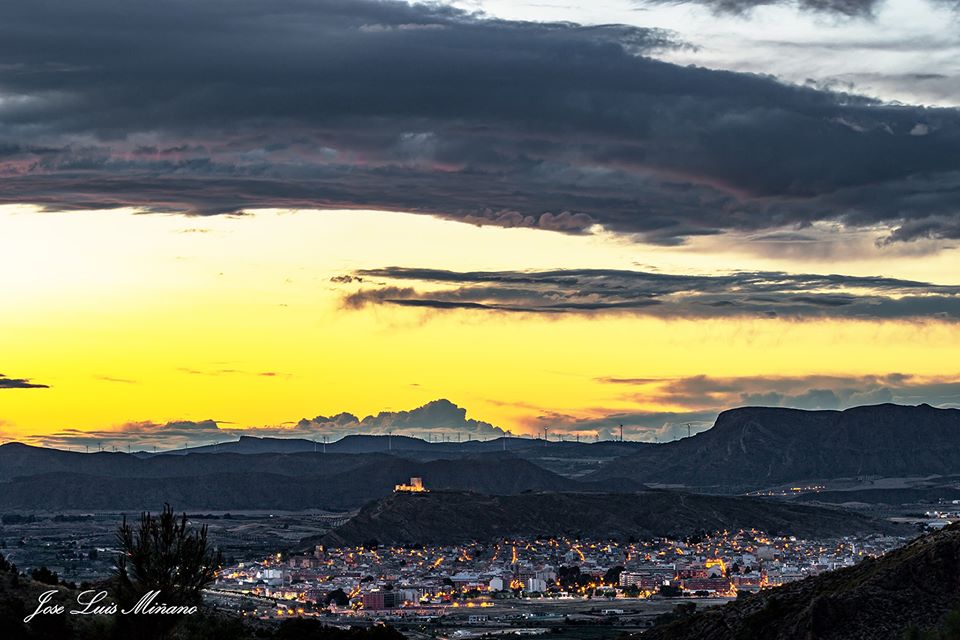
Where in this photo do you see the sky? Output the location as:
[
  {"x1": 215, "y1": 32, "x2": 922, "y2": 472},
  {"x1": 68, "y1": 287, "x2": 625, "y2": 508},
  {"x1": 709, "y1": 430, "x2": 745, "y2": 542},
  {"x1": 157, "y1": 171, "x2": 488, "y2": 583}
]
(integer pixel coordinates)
[{"x1": 0, "y1": 0, "x2": 958, "y2": 449}]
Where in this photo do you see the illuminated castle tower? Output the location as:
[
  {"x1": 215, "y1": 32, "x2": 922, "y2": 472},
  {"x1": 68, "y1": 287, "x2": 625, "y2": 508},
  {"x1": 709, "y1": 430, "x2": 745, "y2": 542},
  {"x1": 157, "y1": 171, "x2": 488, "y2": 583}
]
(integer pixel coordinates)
[{"x1": 394, "y1": 476, "x2": 428, "y2": 493}]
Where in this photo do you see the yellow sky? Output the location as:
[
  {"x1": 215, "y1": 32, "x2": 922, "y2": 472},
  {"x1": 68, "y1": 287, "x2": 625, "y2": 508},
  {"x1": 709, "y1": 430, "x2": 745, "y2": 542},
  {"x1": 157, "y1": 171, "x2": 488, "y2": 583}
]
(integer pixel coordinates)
[{"x1": 1, "y1": 205, "x2": 958, "y2": 439}]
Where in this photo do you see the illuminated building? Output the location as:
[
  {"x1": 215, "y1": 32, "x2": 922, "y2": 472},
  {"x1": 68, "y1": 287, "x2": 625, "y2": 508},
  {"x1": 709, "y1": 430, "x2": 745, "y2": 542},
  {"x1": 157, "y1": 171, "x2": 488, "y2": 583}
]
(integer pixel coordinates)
[{"x1": 394, "y1": 476, "x2": 428, "y2": 493}]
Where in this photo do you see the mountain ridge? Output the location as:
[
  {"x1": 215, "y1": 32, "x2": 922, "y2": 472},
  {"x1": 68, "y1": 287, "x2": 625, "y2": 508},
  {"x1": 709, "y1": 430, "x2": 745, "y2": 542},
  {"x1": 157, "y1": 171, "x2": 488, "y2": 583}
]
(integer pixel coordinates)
[
  {"x1": 4, "y1": 403, "x2": 960, "y2": 509},
  {"x1": 317, "y1": 490, "x2": 901, "y2": 547},
  {"x1": 591, "y1": 403, "x2": 960, "y2": 490}
]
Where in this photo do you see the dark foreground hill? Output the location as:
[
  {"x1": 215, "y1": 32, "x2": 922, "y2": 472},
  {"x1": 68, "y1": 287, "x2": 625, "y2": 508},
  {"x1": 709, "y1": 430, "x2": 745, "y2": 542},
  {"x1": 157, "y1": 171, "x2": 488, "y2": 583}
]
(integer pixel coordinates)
[
  {"x1": 592, "y1": 403, "x2": 960, "y2": 491},
  {"x1": 317, "y1": 490, "x2": 899, "y2": 547},
  {"x1": 0, "y1": 553, "x2": 403, "y2": 640},
  {"x1": 642, "y1": 524, "x2": 960, "y2": 640}
]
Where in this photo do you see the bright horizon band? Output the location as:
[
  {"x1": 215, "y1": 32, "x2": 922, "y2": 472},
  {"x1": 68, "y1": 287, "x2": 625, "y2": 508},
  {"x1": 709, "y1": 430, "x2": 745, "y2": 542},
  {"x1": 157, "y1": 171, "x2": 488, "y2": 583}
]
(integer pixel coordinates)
[{"x1": 1, "y1": 207, "x2": 958, "y2": 449}]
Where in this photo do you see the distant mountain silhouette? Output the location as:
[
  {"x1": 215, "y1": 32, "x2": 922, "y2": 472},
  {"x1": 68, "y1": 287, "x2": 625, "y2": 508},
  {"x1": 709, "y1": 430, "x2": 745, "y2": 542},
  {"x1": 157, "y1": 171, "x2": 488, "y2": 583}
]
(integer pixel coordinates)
[
  {"x1": 317, "y1": 490, "x2": 899, "y2": 547},
  {"x1": 0, "y1": 442, "x2": 387, "y2": 481},
  {"x1": 164, "y1": 433, "x2": 647, "y2": 458},
  {"x1": 0, "y1": 435, "x2": 646, "y2": 486},
  {"x1": 0, "y1": 452, "x2": 628, "y2": 511},
  {"x1": 3, "y1": 403, "x2": 958, "y2": 509},
  {"x1": 591, "y1": 404, "x2": 960, "y2": 490},
  {"x1": 642, "y1": 524, "x2": 960, "y2": 640},
  {"x1": 166, "y1": 434, "x2": 434, "y2": 455}
]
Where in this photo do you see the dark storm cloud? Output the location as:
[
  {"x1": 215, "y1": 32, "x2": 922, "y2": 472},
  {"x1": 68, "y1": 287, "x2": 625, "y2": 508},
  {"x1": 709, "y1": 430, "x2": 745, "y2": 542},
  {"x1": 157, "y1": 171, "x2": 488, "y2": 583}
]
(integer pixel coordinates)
[
  {"x1": 0, "y1": 374, "x2": 49, "y2": 389},
  {"x1": 0, "y1": 1, "x2": 958, "y2": 244},
  {"x1": 339, "y1": 266, "x2": 960, "y2": 320}
]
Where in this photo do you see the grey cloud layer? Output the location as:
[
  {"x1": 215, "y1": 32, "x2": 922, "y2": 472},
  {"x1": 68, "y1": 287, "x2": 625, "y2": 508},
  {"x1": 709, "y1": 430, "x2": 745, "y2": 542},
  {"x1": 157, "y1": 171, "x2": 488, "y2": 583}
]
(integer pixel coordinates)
[
  {"x1": 640, "y1": 0, "x2": 881, "y2": 17},
  {"x1": 640, "y1": 0, "x2": 960, "y2": 17},
  {"x1": 532, "y1": 372, "x2": 960, "y2": 441},
  {"x1": 341, "y1": 267, "x2": 960, "y2": 320},
  {"x1": 522, "y1": 408, "x2": 720, "y2": 442},
  {"x1": 0, "y1": 0, "x2": 958, "y2": 243},
  {"x1": 600, "y1": 372, "x2": 960, "y2": 409},
  {"x1": 12, "y1": 376, "x2": 960, "y2": 448},
  {"x1": 26, "y1": 399, "x2": 504, "y2": 450}
]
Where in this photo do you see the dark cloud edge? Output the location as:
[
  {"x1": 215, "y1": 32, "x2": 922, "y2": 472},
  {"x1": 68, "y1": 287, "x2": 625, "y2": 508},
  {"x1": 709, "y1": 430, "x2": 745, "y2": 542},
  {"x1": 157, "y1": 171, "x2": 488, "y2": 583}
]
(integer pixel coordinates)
[
  {"x1": 0, "y1": 374, "x2": 49, "y2": 389},
  {"x1": 336, "y1": 266, "x2": 960, "y2": 321}
]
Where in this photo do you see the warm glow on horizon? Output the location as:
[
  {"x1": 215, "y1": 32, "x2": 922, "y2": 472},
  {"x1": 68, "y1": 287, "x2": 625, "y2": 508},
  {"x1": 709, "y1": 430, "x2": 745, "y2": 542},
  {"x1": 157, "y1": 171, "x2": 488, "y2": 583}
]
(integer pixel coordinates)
[{"x1": 1, "y1": 205, "x2": 959, "y2": 443}]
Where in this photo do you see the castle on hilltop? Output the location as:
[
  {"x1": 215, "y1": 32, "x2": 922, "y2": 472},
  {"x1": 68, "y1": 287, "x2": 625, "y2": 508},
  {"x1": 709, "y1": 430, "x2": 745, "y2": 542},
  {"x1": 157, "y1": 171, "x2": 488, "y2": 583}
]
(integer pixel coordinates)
[{"x1": 394, "y1": 476, "x2": 428, "y2": 493}]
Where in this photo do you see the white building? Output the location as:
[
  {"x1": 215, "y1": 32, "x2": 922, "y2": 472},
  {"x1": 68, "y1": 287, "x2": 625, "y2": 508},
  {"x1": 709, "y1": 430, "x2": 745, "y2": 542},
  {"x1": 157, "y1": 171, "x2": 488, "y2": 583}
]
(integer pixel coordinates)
[{"x1": 526, "y1": 578, "x2": 547, "y2": 593}]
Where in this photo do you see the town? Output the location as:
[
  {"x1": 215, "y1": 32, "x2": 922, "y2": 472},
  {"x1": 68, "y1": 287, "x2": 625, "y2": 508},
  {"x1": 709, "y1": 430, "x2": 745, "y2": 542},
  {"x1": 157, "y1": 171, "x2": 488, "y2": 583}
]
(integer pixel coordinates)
[{"x1": 209, "y1": 528, "x2": 906, "y2": 635}]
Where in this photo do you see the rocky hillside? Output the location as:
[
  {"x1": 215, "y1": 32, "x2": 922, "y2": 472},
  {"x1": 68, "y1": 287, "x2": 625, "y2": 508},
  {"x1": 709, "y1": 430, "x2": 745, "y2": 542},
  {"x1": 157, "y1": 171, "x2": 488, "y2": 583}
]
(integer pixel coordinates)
[
  {"x1": 318, "y1": 490, "x2": 900, "y2": 547},
  {"x1": 592, "y1": 404, "x2": 960, "y2": 490},
  {"x1": 643, "y1": 524, "x2": 960, "y2": 640}
]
